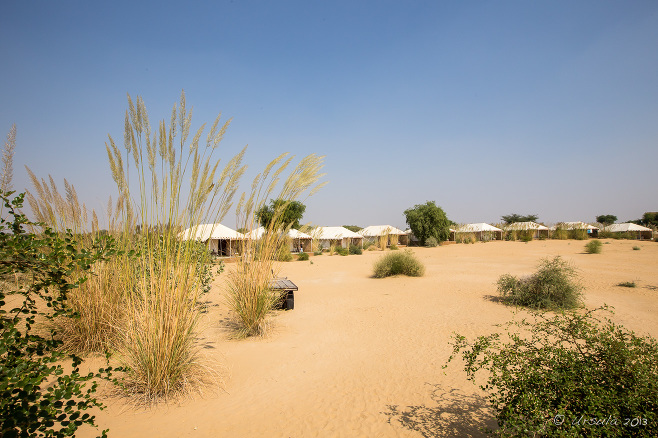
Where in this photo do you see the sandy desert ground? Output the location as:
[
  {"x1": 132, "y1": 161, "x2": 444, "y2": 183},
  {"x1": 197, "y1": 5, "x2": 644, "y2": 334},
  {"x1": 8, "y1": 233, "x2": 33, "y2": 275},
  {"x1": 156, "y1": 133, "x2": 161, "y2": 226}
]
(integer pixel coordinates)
[{"x1": 84, "y1": 239, "x2": 658, "y2": 438}]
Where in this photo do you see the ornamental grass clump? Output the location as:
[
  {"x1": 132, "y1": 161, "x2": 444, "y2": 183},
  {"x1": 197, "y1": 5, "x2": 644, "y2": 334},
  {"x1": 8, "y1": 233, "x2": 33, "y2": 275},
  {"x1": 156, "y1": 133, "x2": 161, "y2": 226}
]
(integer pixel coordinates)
[
  {"x1": 585, "y1": 239, "x2": 602, "y2": 254},
  {"x1": 497, "y1": 256, "x2": 583, "y2": 310},
  {"x1": 225, "y1": 153, "x2": 326, "y2": 338},
  {"x1": 373, "y1": 249, "x2": 425, "y2": 278},
  {"x1": 445, "y1": 307, "x2": 658, "y2": 437}
]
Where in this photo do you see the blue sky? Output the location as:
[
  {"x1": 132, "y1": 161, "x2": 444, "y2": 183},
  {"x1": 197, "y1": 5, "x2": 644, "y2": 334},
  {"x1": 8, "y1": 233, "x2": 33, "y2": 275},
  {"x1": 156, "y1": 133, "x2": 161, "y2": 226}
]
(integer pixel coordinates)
[{"x1": 1, "y1": 1, "x2": 657, "y2": 230}]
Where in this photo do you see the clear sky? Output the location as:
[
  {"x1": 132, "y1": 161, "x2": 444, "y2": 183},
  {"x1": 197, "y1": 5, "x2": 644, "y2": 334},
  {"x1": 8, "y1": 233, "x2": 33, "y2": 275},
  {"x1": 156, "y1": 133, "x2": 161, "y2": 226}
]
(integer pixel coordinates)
[{"x1": 1, "y1": 1, "x2": 657, "y2": 230}]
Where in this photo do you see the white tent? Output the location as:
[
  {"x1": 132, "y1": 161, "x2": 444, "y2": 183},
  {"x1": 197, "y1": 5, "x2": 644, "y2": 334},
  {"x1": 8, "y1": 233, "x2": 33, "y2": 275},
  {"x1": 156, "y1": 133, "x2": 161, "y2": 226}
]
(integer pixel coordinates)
[
  {"x1": 315, "y1": 226, "x2": 363, "y2": 249},
  {"x1": 244, "y1": 226, "x2": 313, "y2": 252},
  {"x1": 456, "y1": 223, "x2": 503, "y2": 241},
  {"x1": 358, "y1": 225, "x2": 408, "y2": 246},
  {"x1": 179, "y1": 223, "x2": 244, "y2": 256},
  {"x1": 504, "y1": 221, "x2": 549, "y2": 239},
  {"x1": 604, "y1": 223, "x2": 653, "y2": 240}
]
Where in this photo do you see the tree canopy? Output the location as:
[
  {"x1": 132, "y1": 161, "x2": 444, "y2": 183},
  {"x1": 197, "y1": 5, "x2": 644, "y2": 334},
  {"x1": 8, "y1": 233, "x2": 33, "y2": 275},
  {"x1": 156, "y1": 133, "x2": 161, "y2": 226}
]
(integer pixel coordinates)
[
  {"x1": 256, "y1": 199, "x2": 306, "y2": 230},
  {"x1": 404, "y1": 201, "x2": 451, "y2": 245},
  {"x1": 596, "y1": 214, "x2": 617, "y2": 226},
  {"x1": 501, "y1": 213, "x2": 539, "y2": 224}
]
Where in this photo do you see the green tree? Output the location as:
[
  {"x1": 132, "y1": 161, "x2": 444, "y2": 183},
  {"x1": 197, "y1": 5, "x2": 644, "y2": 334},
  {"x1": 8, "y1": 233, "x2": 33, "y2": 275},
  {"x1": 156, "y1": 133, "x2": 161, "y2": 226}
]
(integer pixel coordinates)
[
  {"x1": 256, "y1": 199, "x2": 306, "y2": 230},
  {"x1": 342, "y1": 225, "x2": 362, "y2": 233},
  {"x1": 0, "y1": 191, "x2": 119, "y2": 437},
  {"x1": 640, "y1": 212, "x2": 658, "y2": 227},
  {"x1": 404, "y1": 201, "x2": 450, "y2": 246},
  {"x1": 501, "y1": 213, "x2": 539, "y2": 224},
  {"x1": 596, "y1": 214, "x2": 617, "y2": 226}
]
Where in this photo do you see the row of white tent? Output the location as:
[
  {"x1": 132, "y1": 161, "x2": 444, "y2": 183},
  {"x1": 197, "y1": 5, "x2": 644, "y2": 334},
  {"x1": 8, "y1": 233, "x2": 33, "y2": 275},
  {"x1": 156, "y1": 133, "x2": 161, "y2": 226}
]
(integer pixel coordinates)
[
  {"x1": 181, "y1": 221, "x2": 654, "y2": 255},
  {"x1": 180, "y1": 224, "x2": 410, "y2": 256}
]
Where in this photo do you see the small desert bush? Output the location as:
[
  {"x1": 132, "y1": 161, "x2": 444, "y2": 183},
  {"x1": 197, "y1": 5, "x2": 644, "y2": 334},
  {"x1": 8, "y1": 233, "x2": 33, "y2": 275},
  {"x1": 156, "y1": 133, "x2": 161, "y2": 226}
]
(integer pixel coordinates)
[
  {"x1": 297, "y1": 252, "x2": 309, "y2": 261},
  {"x1": 276, "y1": 244, "x2": 293, "y2": 262},
  {"x1": 617, "y1": 281, "x2": 637, "y2": 288},
  {"x1": 446, "y1": 307, "x2": 658, "y2": 437},
  {"x1": 367, "y1": 244, "x2": 378, "y2": 251},
  {"x1": 373, "y1": 249, "x2": 425, "y2": 278},
  {"x1": 585, "y1": 239, "x2": 602, "y2": 254},
  {"x1": 389, "y1": 244, "x2": 399, "y2": 250},
  {"x1": 633, "y1": 246, "x2": 641, "y2": 250},
  {"x1": 497, "y1": 256, "x2": 583, "y2": 310},
  {"x1": 349, "y1": 244, "x2": 362, "y2": 255},
  {"x1": 334, "y1": 246, "x2": 349, "y2": 256},
  {"x1": 425, "y1": 236, "x2": 438, "y2": 247}
]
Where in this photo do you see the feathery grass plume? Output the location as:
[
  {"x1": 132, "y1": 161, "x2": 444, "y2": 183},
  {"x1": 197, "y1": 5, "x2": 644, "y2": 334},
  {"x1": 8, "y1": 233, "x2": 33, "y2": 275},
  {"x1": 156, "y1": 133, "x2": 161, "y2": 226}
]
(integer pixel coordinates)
[
  {"x1": 226, "y1": 153, "x2": 326, "y2": 338},
  {"x1": 1, "y1": 124, "x2": 16, "y2": 193},
  {"x1": 102, "y1": 90, "x2": 249, "y2": 401}
]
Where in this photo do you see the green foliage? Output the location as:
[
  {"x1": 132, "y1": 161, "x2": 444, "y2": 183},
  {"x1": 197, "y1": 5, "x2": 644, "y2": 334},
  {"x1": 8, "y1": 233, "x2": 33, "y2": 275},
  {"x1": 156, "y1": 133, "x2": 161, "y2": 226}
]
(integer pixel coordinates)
[
  {"x1": 334, "y1": 246, "x2": 349, "y2": 256},
  {"x1": 617, "y1": 281, "x2": 637, "y2": 288},
  {"x1": 297, "y1": 252, "x2": 309, "y2": 261},
  {"x1": 404, "y1": 201, "x2": 451, "y2": 246},
  {"x1": 632, "y1": 246, "x2": 641, "y2": 251},
  {"x1": 0, "y1": 191, "x2": 119, "y2": 437},
  {"x1": 501, "y1": 213, "x2": 538, "y2": 224},
  {"x1": 373, "y1": 250, "x2": 425, "y2": 278},
  {"x1": 585, "y1": 239, "x2": 602, "y2": 254},
  {"x1": 425, "y1": 236, "x2": 438, "y2": 247},
  {"x1": 256, "y1": 199, "x2": 306, "y2": 230},
  {"x1": 446, "y1": 307, "x2": 658, "y2": 437},
  {"x1": 275, "y1": 245, "x2": 293, "y2": 262},
  {"x1": 342, "y1": 225, "x2": 362, "y2": 233},
  {"x1": 497, "y1": 256, "x2": 583, "y2": 310},
  {"x1": 596, "y1": 214, "x2": 617, "y2": 226},
  {"x1": 639, "y1": 212, "x2": 658, "y2": 227},
  {"x1": 389, "y1": 244, "x2": 399, "y2": 250},
  {"x1": 348, "y1": 244, "x2": 362, "y2": 255}
]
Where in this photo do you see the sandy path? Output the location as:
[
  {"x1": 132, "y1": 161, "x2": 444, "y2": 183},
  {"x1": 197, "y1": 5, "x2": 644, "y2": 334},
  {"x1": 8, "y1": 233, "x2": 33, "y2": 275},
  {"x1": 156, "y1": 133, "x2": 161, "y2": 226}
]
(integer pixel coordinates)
[{"x1": 85, "y1": 239, "x2": 658, "y2": 437}]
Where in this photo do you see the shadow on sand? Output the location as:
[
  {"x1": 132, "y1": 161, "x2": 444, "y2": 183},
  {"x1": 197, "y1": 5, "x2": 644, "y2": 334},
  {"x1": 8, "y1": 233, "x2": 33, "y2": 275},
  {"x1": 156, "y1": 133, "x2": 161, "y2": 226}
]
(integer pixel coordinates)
[{"x1": 383, "y1": 384, "x2": 497, "y2": 438}]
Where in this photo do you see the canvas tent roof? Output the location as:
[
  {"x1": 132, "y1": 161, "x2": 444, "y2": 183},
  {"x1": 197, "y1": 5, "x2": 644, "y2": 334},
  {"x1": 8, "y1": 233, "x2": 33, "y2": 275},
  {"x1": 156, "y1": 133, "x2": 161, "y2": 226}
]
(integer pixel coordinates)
[
  {"x1": 358, "y1": 225, "x2": 407, "y2": 237},
  {"x1": 180, "y1": 223, "x2": 244, "y2": 241},
  {"x1": 504, "y1": 221, "x2": 549, "y2": 231},
  {"x1": 551, "y1": 221, "x2": 599, "y2": 231},
  {"x1": 603, "y1": 223, "x2": 652, "y2": 232},
  {"x1": 315, "y1": 226, "x2": 363, "y2": 240},
  {"x1": 456, "y1": 223, "x2": 503, "y2": 233},
  {"x1": 244, "y1": 226, "x2": 312, "y2": 240}
]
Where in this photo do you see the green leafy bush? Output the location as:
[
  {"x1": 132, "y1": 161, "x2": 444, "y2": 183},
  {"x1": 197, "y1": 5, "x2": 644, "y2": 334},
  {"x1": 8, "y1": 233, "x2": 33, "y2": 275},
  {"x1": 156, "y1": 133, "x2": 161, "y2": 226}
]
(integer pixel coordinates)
[
  {"x1": 633, "y1": 246, "x2": 641, "y2": 251},
  {"x1": 373, "y1": 250, "x2": 425, "y2": 278},
  {"x1": 0, "y1": 191, "x2": 119, "y2": 437},
  {"x1": 617, "y1": 281, "x2": 637, "y2": 288},
  {"x1": 297, "y1": 252, "x2": 309, "y2": 261},
  {"x1": 446, "y1": 307, "x2": 658, "y2": 437},
  {"x1": 334, "y1": 246, "x2": 349, "y2": 256},
  {"x1": 585, "y1": 239, "x2": 602, "y2": 254},
  {"x1": 425, "y1": 236, "x2": 438, "y2": 247},
  {"x1": 389, "y1": 244, "x2": 399, "y2": 250},
  {"x1": 497, "y1": 256, "x2": 583, "y2": 310},
  {"x1": 349, "y1": 244, "x2": 362, "y2": 255}
]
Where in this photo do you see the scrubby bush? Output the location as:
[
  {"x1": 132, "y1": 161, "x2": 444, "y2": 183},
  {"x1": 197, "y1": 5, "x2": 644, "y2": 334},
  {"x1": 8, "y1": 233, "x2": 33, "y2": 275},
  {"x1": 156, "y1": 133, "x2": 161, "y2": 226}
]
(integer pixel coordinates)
[
  {"x1": 585, "y1": 239, "x2": 602, "y2": 254},
  {"x1": 297, "y1": 252, "x2": 309, "y2": 261},
  {"x1": 334, "y1": 246, "x2": 349, "y2": 256},
  {"x1": 497, "y1": 256, "x2": 583, "y2": 310},
  {"x1": 425, "y1": 236, "x2": 438, "y2": 247},
  {"x1": 617, "y1": 281, "x2": 637, "y2": 288},
  {"x1": 633, "y1": 246, "x2": 641, "y2": 251},
  {"x1": 389, "y1": 244, "x2": 399, "y2": 250},
  {"x1": 0, "y1": 191, "x2": 118, "y2": 437},
  {"x1": 373, "y1": 249, "x2": 425, "y2": 278},
  {"x1": 446, "y1": 307, "x2": 658, "y2": 437},
  {"x1": 276, "y1": 245, "x2": 293, "y2": 261},
  {"x1": 349, "y1": 244, "x2": 362, "y2": 255}
]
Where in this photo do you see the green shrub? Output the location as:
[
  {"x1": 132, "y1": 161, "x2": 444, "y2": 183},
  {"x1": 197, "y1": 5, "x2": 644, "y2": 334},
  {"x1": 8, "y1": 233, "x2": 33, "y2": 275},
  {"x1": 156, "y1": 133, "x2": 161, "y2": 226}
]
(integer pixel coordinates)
[
  {"x1": 617, "y1": 281, "x2": 637, "y2": 288},
  {"x1": 297, "y1": 252, "x2": 309, "y2": 261},
  {"x1": 497, "y1": 256, "x2": 583, "y2": 310},
  {"x1": 0, "y1": 191, "x2": 119, "y2": 437},
  {"x1": 276, "y1": 245, "x2": 293, "y2": 261},
  {"x1": 446, "y1": 307, "x2": 658, "y2": 437},
  {"x1": 334, "y1": 246, "x2": 349, "y2": 256},
  {"x1": 389, "y1": 244, "x2": 399, "y2": 250},
  {"x1": 349, "y1": 244, "x2": 362, "y2": 255},
  {"x1": 585, "y1": 239, "x2": 602, "y2": 254},
  {"x1": 633, "y1": 246, "x2": 641, "y2": 251},
  {"x1": 373, "y1": 249, "x2": 425, "y2": 278},
  {"x1": 425, "y1": 236, "x2": 438, "y2": 247}
]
